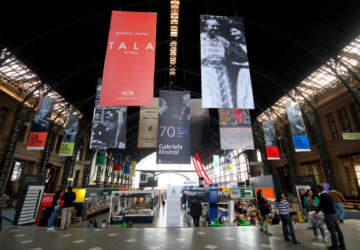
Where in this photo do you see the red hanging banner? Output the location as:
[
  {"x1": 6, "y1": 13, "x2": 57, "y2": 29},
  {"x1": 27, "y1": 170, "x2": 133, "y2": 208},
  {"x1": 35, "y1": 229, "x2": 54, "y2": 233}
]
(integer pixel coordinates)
[{"x1": 99, "y1": 11, "x2": 157, "y2": 107}]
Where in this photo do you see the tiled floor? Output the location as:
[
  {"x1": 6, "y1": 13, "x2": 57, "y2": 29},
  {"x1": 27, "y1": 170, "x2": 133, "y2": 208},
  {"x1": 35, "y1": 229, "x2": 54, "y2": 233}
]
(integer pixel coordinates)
[{"x1": 1, "y1": 219, "x2": 360, "y2": 250}]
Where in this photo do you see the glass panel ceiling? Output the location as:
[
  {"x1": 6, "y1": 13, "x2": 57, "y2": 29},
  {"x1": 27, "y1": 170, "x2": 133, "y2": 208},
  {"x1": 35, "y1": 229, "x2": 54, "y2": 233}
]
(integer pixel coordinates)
[
  {"x1": 0, "y1": 48, "x2": 83, "y2": 126},
  {"x1": 257, "y1": 34, "x2": 360, "y2": 122}
]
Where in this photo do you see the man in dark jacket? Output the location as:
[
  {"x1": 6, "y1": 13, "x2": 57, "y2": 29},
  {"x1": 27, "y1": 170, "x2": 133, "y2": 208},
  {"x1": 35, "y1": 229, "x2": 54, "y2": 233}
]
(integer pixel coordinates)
[
  {"x1": 60, "y1": 186, "x2": 76, "y2": 229},
  {"x1": 190, "y1": 198, "x2": 202, "y2": 227},
  {"x1": 314, "y1": 185, "x2": 345, "y2": 250}
]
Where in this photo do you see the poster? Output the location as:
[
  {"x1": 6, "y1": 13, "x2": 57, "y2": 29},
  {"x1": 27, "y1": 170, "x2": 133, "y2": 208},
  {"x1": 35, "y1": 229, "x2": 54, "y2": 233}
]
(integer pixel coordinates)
[
  {"x1": 90, "y1": 80, "x2": 127, "y2": 149},
  {"x1": 27, "y1": 97, "x2": 55, "y2": 150},
  {"x1": 191, "y1": 99, "x2": 210, "y2": 153},
  {"x1": 59, "y1": 114, "x2": 79, "y2": 156},
  {"x1": 219, "y1": 109, "x2": 254, "y2": 150},
  {"x1": 99, "y1": 11, "x2": 157, "y2": 107},
  {"x1": 263, "y1": 120, "x2": 280, "y2": 160},
  {"x1": 200, "y1": 15, "x2": 254, "y2": 109},
  {"x1": 285, "y1": 102, "x2": 311, "y2": 152},
  {"x1": 213, "y1": 155, "x2": 220, "y2": 177},
  {"x1": 137, "y1": 98, "x2": 158, "y2": 148},
  {"x1": 156, "y1": 91, "x2": 191, "y2": 164}
]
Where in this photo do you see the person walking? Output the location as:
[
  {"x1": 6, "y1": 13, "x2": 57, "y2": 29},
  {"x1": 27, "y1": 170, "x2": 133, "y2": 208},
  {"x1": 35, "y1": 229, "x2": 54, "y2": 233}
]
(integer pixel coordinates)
[
  {"x1": 47, "y1": 188, "x2": 62, "y2": 231},
  {"x1": 314, "y1": 185, "x2": 345, "y2": 250},
  {"x1": 257, "y1": 190, "x2": 272, "y2": 235},
  {"x1": 305, "y1": 190, "x2": 327, "y2": 242},
  {"x1": 60, "y1": 186, "x2": 76, "y2": 230},
  {"x1": 275, "y1": 192, "x2": 300, "y2": 244},
  {"x1": 329, "y1": 188, "x2": 346, "y2": 223},
  {"x1": 190, "y1": 198, "x2": 202, "y2": 227}
]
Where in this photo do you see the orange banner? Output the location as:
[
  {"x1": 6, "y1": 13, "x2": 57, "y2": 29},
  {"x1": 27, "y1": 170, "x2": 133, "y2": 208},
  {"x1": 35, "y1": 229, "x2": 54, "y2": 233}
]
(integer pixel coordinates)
[
  {"x1": 99, "y1": 11, "x2": 157, "y2": 107},
  {"x1": 27, "y1": 132, "x2": 48, "y2": 150}
]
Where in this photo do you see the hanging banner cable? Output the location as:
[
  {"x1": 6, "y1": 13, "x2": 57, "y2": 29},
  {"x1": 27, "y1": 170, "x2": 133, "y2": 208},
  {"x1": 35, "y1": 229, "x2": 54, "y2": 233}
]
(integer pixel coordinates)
[
  {"x1": 196, "y1": 153, "x2": 213, "y2": 184},
  {"x1": 192, "y1": 158, "x2": 202, "y2": 178}
]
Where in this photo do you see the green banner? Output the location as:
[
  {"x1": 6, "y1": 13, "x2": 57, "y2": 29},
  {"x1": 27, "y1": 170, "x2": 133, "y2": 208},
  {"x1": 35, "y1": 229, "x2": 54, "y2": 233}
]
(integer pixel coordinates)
[
  {"x1": 59, "y1": 142, "x2": 75, "y2": 156},
  {"x1": 240, "y1": 188, "x2": 255, "y2": 199}
]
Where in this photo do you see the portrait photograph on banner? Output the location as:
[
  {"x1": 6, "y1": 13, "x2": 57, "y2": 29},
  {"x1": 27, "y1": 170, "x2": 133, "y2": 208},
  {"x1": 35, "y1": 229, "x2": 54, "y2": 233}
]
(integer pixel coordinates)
[
  {"x1": 99, "y1": 11, "x2": 157, "y2": 107},
  {"x1": 27, "y1": 97, "x2": 55, "y2": 150},
  {"x1": 90, "y1": 108, "x2": 127, "y2": 149},
  {"x1": 219, "y1": 109, "x2": 254, "y2": 150},
  {"x1": 263, "y1": 120, "x2": 280, "y2": 160},
  {"x1": 59, "y1": 114, "x2": 79, "y2": 156},
  {"x1": 156, "y1": 91, "x2": 191, "y2": 164},
  {"x1": 200, "y1": 15, "x2": 254, "y2": 109},
  {"x1": 285, "y1": 102, "x2": 311, "y2": 152},
  {"x1": 137, "y1": 98, "x2": 159, "y2": 148}
]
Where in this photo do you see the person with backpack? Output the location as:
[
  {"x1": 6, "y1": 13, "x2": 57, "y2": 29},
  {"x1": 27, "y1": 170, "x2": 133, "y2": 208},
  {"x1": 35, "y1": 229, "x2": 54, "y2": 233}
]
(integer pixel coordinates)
[
  {"x1": 257, "y1": 190, "x2": 272, "y2": 235},
  {"x1": 60, "y1": 186, "x2": 76, "y2": 230}
]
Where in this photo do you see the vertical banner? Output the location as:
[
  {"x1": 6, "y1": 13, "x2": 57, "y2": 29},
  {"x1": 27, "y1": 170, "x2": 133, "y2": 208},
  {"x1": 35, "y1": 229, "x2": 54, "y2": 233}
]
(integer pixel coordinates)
[
  {"x1": 219, "y1": 109, "x2": 254, "y2": 149},
  {"x1": 225, "y1": 150, "x2": 233, "y2": 171},
  {"x1": 90, "y1": 80, "x2": 127, "y2": 149},
  {"x1": 156, "y1": 91, "x2": 191, "y2": 164},
  {"x1": 200, "y1": 15, "x2": 254, "y2": 109},
  {"x1": 285, "y1": 102, "x2": 311, "y2": 152},
  {"x1": 27, "y1": 97, "x2": 55, "y2": 150},
  {"x1": 263, "y1": 120, "x2": 280, "y2": 160},
  {"x1": 130, "y1": 161, "x2": 136, "y2": 177},
  {"x1": 213, "y1": 155, "x2": 220, "y2": 177},
  {"x1": 99, "y1": 11, "x2": 157, "y2": 107},
  {"x1": 59, "y1": 115, "x2": 79, "y2": 156},
  {"x1": 137, "y1": 98, "x2": 159, "y2": 148},
  {"x1": 191, "y1": 99, "x2": 210, "y2": 153}
]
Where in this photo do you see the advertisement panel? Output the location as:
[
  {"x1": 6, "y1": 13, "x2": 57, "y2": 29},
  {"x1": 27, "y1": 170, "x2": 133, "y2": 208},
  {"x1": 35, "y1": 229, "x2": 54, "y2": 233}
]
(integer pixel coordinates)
[
  {"x1": 156, "y1": 91, "x2": 191, "y2": 164},
  {"x1": 90, "y1": 80, "x2": 127, "y2": 149},
  {"x1": 213, "y1": 155, "x2": 220, "y2": 177},
  {"x1": 219, "y1": 109, "x2": 254, "y2": 150},
  {"x1": 99, "y1": 11, "x2": 157, "y2": 107},
  {"x1": 59, "y1": 114, "x2": 79, "y2": 156},
  {"x1": 137, "y1": 98, "x2": 158, "y2": 148},
  {"x1": 190, "y1": 99, "x2": 210, "y2": 153},
  {"x1": 200, "y1": 15, "x2": 254, "y2": 109},
  {"x1": 27, "y1": 97, "x2": 55, "y2": 150},
  {"x1": 130, "y1": 161, "x2": 136, "y2": 177},
  {"x1": 285, "y1": 102, "x2": 311, "y2": 152},
  {"x1": 263, "y1": 120, "x2": 280, "y2": 160},
  {"x1": 225, "y1": 150, "x2": 233, "y2": 171}
]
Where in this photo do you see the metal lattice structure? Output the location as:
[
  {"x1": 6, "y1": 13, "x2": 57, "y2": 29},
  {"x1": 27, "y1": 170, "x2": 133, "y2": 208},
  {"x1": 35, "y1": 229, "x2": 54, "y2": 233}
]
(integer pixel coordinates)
[
  {"x1": 257, "y1": 35, "x2": 360, "y2": 122},
  {"x1": 0, "y1": 48, "x2": 83, "y2": 125}
]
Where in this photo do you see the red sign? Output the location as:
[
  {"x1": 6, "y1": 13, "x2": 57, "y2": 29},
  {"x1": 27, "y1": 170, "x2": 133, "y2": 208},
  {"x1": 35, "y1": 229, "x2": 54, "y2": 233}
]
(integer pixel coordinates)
[
  {"x1": 113, "y1": 164, "x2": 121, "y2": 171},
  {"x1": 266, "y1": 146, "x2": 280, "y2": 160},
  {"x1": 99, "y1": 11, "x2": 157, "y2": 107},
  {"x1": 27, "y1": 132, "x2": 48, "y2": 150}
]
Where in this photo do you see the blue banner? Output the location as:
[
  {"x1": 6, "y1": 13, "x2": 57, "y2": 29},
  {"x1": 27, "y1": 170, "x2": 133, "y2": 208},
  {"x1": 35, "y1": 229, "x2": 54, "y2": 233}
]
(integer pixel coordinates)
[
  {"x1": 156, "y1": 91, "x2": 191, "y2": 164},
  {"x1": 286, "y1": 102, "x2": 311, "y2": 152}
]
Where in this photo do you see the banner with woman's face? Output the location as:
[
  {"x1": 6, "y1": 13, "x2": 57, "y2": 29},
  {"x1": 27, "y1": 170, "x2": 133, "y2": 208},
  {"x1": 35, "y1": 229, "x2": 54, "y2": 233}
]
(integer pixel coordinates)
[{"x1": 200, "y1": 15, "x2": 254, "y2": 109}]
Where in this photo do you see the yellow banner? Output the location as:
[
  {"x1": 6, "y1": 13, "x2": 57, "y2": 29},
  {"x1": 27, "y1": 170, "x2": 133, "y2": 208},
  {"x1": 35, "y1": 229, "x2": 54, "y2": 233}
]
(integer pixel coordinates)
[
  {"x1": 137, "y1": 98, "x2": 158, "y2": 148},
  {"x1": 130, "y1": 161, "x2": 136, "y2": 177},
  {"x1": 59, "y1": 142, "x2": 75, "y2": 156}
]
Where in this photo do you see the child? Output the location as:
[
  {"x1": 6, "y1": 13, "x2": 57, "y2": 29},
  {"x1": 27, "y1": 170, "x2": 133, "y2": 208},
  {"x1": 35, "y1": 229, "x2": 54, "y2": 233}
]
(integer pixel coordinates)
[
  {"x1": 186, "y1": 212, "x2": 192, "y2": 227},
  {"x1": 250, "y1": 216, "x2": 256, "y2": 225},
  {"x1": 88, "y1": 219, "x2": 95, "y2": 228},
  {"x1": 93, "y1": 219, "x2": 98, "y2": 228},
  {"x1": 127, "y1": 220, "x2": 133, "y2": 228},
  {"x1": 100, "y1": 219, "x2": 107, "y2": 228}
]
